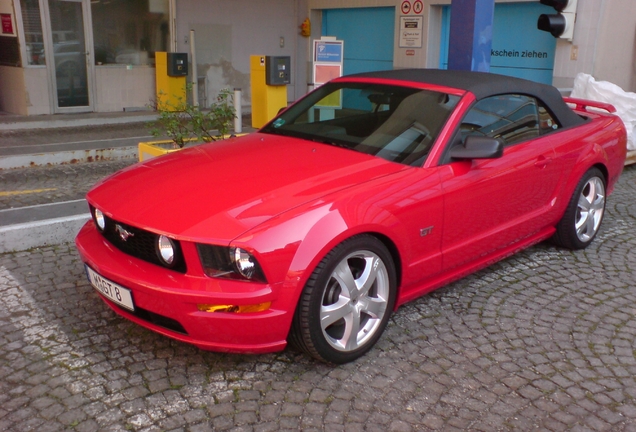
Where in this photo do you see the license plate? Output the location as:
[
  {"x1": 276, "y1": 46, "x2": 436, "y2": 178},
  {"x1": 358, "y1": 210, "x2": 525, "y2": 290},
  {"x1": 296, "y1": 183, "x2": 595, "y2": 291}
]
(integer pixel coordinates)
[{"x1": 86, "y1": 265, "x2": 135, "y2": 311}]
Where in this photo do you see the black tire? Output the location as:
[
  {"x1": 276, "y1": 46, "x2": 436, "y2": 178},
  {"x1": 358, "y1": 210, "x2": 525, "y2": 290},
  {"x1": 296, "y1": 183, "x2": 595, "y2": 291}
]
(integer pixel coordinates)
[
  {"x1": 552, "y1": 167, "x2": 606, "y2": 250},
  {"x1": 289, "y1": 235, "x2": 397, "y2": 364}
]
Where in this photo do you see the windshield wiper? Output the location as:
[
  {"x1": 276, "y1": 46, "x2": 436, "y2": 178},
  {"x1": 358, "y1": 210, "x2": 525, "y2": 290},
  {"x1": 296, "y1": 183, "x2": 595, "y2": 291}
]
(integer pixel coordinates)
[
  {"x1": 308, "y1": 137, "x2": 352, "y2": 150},
  {"x1": 261, "y1": 128, "x2": 353, "y2": 150}
]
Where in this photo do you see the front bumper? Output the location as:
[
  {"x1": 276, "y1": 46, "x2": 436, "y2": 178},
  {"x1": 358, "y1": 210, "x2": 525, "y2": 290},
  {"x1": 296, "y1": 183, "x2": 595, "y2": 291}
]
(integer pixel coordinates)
[{"x1": 75, "y1": 221, "x2": 294, "y2": 354}]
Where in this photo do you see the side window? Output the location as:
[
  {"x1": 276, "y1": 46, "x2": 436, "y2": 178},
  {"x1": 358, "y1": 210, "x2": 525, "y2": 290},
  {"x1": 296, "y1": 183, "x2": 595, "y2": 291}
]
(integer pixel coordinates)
[{"x1": 460, "y1": 94, "x2": 545, "y2": 146}]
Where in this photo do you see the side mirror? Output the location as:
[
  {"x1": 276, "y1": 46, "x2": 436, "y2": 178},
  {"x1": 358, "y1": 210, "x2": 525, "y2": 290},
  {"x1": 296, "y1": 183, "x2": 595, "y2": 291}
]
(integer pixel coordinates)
[{"x1": 450, "y1": 135, "x2": 504, "y2": 160}]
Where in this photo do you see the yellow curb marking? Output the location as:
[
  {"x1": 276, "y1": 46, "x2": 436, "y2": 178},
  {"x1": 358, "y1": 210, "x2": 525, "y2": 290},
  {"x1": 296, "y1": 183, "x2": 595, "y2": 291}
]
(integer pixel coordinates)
[{"x1": 0, "y1": 188, "x2": 57, "y2": 197}]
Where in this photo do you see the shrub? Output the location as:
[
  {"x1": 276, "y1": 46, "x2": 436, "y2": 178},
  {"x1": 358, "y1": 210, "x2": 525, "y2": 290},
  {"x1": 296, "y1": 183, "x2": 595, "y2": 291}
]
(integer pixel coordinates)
[{"x1": 149, "y1": 86, "x2": 236, "y2": 148}]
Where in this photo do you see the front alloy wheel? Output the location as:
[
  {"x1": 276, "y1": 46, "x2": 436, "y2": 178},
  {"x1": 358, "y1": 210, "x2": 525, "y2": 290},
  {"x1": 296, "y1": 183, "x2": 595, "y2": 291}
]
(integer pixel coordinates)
[{"x1": 290, "y1": 235, "x2": 397, "y2": 363}]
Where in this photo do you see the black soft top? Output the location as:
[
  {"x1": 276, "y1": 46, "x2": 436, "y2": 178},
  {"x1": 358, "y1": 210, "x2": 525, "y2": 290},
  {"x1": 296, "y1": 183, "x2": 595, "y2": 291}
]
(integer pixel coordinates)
[{"x1": 345, "y1": 68, "x2": 584, "y2": 128}]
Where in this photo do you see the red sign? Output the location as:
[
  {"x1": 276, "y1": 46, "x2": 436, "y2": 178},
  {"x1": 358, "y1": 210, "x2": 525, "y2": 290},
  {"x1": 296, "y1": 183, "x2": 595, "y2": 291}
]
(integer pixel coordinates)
[
  {"x1": 401, "y1": 1, "x2": 411, "y2": 15},
  {"x1": 413, "y1": 0, "x2": 423, "y2": 14},
  {"x1": 406, "y1": 50, "x2": 416, "y2": 56},
  {"x1": 1, "y1": 14, "x2": 13, "y2": 35}
]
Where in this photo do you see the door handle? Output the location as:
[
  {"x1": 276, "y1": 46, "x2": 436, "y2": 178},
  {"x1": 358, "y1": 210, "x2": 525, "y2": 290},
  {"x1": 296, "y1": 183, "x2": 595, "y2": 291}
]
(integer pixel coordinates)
[{"x1": 534, "y1": 155, "x2": 552, "y2": 169}]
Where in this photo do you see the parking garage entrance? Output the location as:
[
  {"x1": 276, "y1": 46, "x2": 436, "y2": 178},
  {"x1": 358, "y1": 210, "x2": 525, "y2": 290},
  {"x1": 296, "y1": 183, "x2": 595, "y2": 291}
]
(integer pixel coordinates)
[{"x1": 321, "y1": 7, "x2": 395, "y2": 76}]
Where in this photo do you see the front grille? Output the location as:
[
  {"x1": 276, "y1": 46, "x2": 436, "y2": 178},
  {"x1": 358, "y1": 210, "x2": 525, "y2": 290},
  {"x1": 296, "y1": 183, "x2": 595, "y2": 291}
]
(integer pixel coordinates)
[{"x1": 94, "y1": 208, "x2": 187, "y2": 273}]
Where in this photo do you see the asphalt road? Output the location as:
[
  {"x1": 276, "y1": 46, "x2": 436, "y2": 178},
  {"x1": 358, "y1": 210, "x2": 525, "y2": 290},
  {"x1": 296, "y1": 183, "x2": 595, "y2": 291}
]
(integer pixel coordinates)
[
  {"x1": 0, "y1": 159, "x2": 635, "y2": 430},
  {"x1": 0, "y1": 159, "x2": 136, "y2": 211}
]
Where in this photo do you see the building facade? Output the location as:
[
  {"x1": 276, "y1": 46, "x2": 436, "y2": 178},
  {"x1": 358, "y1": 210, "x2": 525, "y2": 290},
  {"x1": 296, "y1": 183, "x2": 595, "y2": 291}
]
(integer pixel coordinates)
[{"x1": 0, "y1": 0, "x2": 634, "y2": 116}]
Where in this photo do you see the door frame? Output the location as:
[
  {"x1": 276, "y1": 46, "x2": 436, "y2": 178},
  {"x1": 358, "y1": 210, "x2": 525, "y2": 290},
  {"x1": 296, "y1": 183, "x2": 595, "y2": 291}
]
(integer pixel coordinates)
[{"x1": 41, "y1": 0, "x2": 96, "y2": 113}]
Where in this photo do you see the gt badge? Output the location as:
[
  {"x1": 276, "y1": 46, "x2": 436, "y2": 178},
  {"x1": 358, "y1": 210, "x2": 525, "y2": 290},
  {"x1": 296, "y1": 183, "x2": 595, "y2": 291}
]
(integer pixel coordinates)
[{"x1": 420, "y1": 226, "x2": 434, "y2": 237}]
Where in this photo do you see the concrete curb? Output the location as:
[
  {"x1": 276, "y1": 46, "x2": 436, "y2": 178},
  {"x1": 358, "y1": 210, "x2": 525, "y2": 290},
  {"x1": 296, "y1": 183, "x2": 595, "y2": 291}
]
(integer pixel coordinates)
[
  {"x1": 0, "y1": 114, "x2": 158, "y2": 131},
  {"x1": 0, "y1": 146, "x2": 137, "y2": 169},
  {"x1": 0, "y1": 213, "x2": 89, "y2": 253}
]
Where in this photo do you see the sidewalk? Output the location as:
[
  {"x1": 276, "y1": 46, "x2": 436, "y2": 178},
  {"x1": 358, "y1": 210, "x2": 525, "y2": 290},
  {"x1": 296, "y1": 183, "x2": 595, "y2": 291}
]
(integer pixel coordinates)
[
  {"x1": 0, "y1": 110, "x2": 157, "y2": 170},
  {"x1": 0, "y1": 109, "x2": 157, "y2": 131}
]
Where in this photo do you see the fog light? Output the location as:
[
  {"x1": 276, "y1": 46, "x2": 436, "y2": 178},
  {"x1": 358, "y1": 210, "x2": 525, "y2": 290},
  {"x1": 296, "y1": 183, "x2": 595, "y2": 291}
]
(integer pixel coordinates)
[
  {"x1": 94, "y1": 208, "x2": 106, "y2": 231},
  {"x1": 197, "y1": 302, "x2": 271, "y2": 313},
  {"x1": 157, "y1": 235, "x2": 175, "y2": 265}
]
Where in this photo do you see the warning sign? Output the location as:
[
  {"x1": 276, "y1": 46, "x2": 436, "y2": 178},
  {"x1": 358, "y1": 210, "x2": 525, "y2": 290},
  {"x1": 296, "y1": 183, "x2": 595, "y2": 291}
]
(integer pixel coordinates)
[{"x1": 401, "y1": 1, "x2": 411, "y2": 15}]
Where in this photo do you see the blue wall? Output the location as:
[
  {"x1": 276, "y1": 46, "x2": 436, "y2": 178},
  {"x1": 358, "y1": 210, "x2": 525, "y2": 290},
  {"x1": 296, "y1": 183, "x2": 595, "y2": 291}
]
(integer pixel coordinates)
[
  {"x1": 322, "y1": 7, "x2": 395, "y2": 75},
  {"x1": 441, "y1": 3, "x2": 558, "y2": 84}
]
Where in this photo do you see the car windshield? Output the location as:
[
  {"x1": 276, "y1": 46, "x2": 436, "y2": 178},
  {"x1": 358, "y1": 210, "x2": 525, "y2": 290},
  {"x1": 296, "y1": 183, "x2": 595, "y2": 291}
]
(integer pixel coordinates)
[{"x1": 261, "y1": 82, "x2": 460, "y2": 166}]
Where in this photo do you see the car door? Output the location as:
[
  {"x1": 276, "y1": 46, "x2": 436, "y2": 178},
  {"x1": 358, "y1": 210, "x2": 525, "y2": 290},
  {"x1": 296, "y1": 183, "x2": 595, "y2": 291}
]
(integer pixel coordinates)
[{"x1": 438, "y1": 94, "x2": 562, "y2": 271}]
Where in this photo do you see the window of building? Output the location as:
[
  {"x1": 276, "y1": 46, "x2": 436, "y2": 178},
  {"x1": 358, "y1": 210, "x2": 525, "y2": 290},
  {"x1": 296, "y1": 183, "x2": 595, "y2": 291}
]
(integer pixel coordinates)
[
  {"x1": 19, "y1": 0, "x2": 44, "y2": 65},
  {"x1": 460, "y1": 94, "x2": 559, "y2": 146},
  {"x1": 90, "y1": 0, "x2": 169, "y2": 66}
]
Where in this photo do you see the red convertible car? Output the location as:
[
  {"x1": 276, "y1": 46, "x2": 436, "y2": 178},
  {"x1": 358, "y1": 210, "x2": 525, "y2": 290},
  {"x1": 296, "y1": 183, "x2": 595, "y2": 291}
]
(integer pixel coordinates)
[{"x1": 76, "y1": 69, "x2": 627, "y2": 363}]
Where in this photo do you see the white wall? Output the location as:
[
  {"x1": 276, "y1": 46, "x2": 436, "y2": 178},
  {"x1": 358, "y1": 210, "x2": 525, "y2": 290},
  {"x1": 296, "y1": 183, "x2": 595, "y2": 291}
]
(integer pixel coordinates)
[
  {"x1": 0, "y1": 66, "x2": 51, "y2": 115},
  {"x1": 594, "y1": 0, "x2": 636, "y2": 92},
  {"x1": 0, "y1": 66, "x2": 27, "y2": 115},
  {"x1": 94, "y1": 66, "x2": 156, "y2": 112},
  {"x1": 553, "y1": 1, "x2": 603, "y2": 90},
  {"x1": 176, "y1": 0, "x2": 309, "y2": 106},
  {"x1": 23, "y1": 67, "x2": 51, "y2": 115},
  {"x1": 553, "y1": 0, "x2": 636, "y2": 92}
]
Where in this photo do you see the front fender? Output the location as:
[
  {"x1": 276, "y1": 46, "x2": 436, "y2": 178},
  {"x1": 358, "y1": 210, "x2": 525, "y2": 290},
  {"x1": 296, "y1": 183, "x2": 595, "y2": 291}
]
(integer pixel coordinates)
[
  {"x1": 234, "y1": 199, "x2": 409, "y2": 292},
  {"x1": 231, "y1": 193, "x2": 418, "y2": 332}
]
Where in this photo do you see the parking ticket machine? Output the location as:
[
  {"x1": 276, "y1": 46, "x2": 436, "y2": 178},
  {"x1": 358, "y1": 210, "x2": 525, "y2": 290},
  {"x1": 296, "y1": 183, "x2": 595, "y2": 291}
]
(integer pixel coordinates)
[
  {"x1": 156, "y1": 52, "x2": 188, "y2": 110},
  {"x1": 251, "y1": 55, "x2": 290, "y2": 128}
]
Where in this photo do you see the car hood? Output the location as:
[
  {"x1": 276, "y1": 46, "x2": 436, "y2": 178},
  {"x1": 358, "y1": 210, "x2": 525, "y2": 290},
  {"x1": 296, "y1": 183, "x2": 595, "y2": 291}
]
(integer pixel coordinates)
[{"x1": 87, "y1": 133, "x2": 407, "y2": 243}]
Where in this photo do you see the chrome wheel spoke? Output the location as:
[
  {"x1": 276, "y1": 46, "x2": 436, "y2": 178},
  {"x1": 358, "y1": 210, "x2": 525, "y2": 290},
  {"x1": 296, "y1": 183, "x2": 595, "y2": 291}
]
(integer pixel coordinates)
[
  {"x1": 358, "y1": 295, "x2": 387, "y2": 320},
  {"x1": 320, "y1": 297, "x2": 351, "y2": 329},
  {"x1": 354, "y1": 256, "x2": 380, "y2": 298},
  {"x1": 343, "y1": 310, "x2": 362, "y2": 351},
  {"x1": 577, "y1": 193, "x2": 592, "y2": 213},
  {"x1": 332, "y1": 260, "x2": 356, "y2": 297}
]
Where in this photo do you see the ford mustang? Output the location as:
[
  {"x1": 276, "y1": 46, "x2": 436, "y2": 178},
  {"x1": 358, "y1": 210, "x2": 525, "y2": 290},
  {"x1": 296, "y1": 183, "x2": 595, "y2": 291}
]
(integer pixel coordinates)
[{"x1": 76, "y1": 69, "x2": 627, "y2": 363}]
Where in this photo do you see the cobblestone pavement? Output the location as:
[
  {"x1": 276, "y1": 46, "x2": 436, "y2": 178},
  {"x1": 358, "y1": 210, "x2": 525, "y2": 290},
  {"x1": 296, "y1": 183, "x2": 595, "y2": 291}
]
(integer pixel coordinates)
[
  {"x1": 1, "y1": 165, "x2": 635, "y2": 431},
  {"x1": 0, "y1": 160, "x2": 136, "y2": 210}
]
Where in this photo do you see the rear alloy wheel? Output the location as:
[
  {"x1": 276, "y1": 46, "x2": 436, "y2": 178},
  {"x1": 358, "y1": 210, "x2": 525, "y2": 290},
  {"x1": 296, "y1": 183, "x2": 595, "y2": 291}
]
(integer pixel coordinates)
[
  {"x1": 290, "y1": 235, "x2": 396, "y2": 364},
  {"x1": 553, "y1": 167, "x2": 606, "y2": 250}
]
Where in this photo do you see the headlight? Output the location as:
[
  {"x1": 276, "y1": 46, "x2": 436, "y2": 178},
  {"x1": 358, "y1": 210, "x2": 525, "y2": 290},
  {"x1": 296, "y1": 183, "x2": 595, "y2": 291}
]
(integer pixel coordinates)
[
  {"x1": 197, "y1": 244, "x2": 267, "y2": 283},
  {"x1": 157, "y1": 235, "x2": 176, "y2": 266},
  {"x1": 92, "y1": 207, "x2": 106, "y2": 231},
  {"x1": 232, "y1": 247, "x2": 260, "y2": 280}
]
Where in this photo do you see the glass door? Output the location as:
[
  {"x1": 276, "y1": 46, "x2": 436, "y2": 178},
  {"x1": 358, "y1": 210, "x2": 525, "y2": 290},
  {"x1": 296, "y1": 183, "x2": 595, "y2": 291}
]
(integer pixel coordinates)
[{"x1": 45, "y1": 0, "x2": 94, "y2": 111}]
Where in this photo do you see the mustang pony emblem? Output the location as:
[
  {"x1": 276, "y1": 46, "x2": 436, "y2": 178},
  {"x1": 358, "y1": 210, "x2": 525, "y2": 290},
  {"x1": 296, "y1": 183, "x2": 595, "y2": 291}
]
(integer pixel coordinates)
[{"x1": 115, "y1": 224, "x2": 134, "y2": 241}]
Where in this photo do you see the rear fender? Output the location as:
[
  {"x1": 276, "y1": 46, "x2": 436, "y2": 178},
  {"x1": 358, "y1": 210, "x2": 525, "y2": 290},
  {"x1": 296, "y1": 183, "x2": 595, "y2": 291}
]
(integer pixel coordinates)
[
  {"x1": 554, "y1": 142, "x2": 609, "y2": 220},
  {"x1": 553, "y1": 114, "x2": 626, "y2": 218}
]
